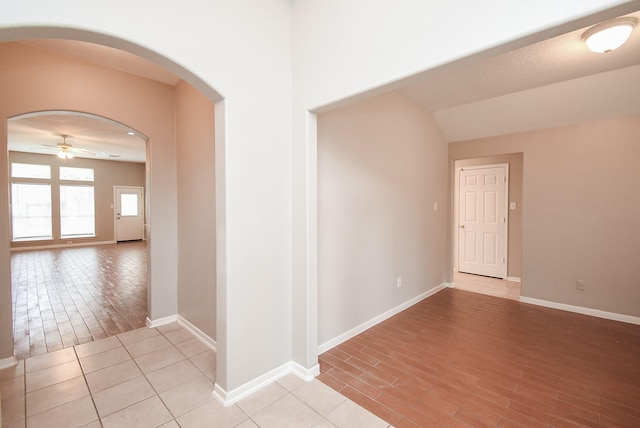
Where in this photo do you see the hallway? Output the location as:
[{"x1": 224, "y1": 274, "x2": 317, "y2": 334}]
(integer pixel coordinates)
[{"x1": 11, "y1": 242, "x2": 147, "y2": 359}]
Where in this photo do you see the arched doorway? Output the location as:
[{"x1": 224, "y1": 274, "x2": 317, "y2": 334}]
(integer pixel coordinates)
[
  {"x1": 8, "y1": 110, "x2": 149, "y2": 358},
  {"x1": 0, "y1": 34, "x2": 222, "y2": 367}
]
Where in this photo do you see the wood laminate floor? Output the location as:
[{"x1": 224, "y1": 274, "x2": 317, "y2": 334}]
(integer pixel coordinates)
[
  {"x1": 319, "y1": 287, "x2": 640, "y2": 427},
  {"x1": 11, "y1": 241, "x2": 147, "y2": 359}
]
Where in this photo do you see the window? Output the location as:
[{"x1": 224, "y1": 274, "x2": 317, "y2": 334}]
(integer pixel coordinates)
[
  {"x1": 11, "y1": 183, "x2": 53, "y2": 240},
  {"x1": 60, "y1": 185, "x2": 95, "y2": 238},
  {"x1": 12, "y1": 163, "x2": 51, "y2": 179},
  {"x1": 60, "y1": 167, "x2": 96, "y2": 238},
  {"x1": 120, "y1": 193, "x2": 139, "y2": 216},
  {"x1": 60, "y1": 166, "x2": 94, "y2": 181},
  {"x1": 10, "y1": 162, "x2": 97, "y2": 241}
]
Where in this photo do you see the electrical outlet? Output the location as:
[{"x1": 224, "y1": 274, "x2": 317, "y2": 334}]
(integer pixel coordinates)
[
  {"x1": 397, "y1": 277, "x2": 402, "y2": 288},
  {"x1": 576, "y1": 280, "x2": 585, "y2": 291}
]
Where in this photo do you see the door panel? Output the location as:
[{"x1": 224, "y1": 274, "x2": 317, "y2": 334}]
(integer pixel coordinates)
[
  {"x1": 464, "y1": 232, "x2": 477, "y2": 262},
  {"x1": 458, "y1": 166, "x2": 507, "y2": 278},
  {"x1": 115, "y1": 186, "x2": 144, "y2": 242}
]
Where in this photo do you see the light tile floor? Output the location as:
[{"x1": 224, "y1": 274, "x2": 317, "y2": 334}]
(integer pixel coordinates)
[
  {"x1": 1, "y1": 322, "x2": 392, "y2": 428},
  {"x1": 453, "y1": 271, "x2": 521, "y2": 300}
]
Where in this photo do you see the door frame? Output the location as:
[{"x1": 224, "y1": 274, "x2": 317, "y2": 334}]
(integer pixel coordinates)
[
  {"x1": 113, "y1": 185, "x2": 145, "y2": 242},
  {"x1": 454, "y1": 163, "x2": 509, "y2": 279}
]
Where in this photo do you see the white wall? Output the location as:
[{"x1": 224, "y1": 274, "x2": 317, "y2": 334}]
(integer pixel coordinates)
[
  {"x1": 0, "y1": 0, "x2": 293, "y2": 397},
  {"x1": 318, "y1": 92, "x2": 448, "y2": 345},
  {"x1": 292, "y1": 0, "x2": 636, "y2": 111}
]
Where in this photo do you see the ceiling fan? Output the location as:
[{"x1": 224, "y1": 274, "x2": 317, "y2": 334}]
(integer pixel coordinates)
[{"x1": 41, "y1": 135, "x2": 96, "y2": 159}]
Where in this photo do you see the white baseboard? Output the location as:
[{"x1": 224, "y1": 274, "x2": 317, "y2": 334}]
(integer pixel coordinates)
[
  {"x1": 0, "y1": 356, "x2": 18, "y2": 369},
  {"x1": 291, "y1": 361, "x2": 320, "y2": 381},
  {"x1": 317, "y1": 282, "x2": 450, "y2": 354},
  {"x1": 211, "y1": 361, "x2": 308, "y2": 407},
  {"x1": 146, "y1": 314, "x2": 178, "y2": 328},
  {"x1": 10, "y1": 240, "x2": 117, "y2": 252},
  {"x1": 177, "y1": 315, "x2": 217, "y2": 352},
  {"x1": 519, "y1": 296, "x2": 640, "y2": 325},
  {"x1": 507, "y1": 276, "x2": 521, "y2": 283}
]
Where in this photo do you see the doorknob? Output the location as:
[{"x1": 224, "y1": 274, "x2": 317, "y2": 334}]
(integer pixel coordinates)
[{"x1": 459, "y1": 225, "x2": 465, "y2": 228}]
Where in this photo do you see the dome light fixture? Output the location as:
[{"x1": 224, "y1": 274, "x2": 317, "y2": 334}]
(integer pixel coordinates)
[{"x1": 583, "y1": 17, "x2": 637, "y2": 53}]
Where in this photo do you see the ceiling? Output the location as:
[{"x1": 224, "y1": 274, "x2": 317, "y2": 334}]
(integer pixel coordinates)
[
  {"x1": 395, "y1": 10, "x2": 640, "y2": 142},
  {"x1": 8, "y1": 111, "x2": 147, "y2": 163},
  {"x1": 6, "y1": 9, "x2": 640, "y2": 157}
]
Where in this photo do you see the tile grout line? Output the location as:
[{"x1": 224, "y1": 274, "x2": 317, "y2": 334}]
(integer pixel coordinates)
[
  {"x1": 72, "y1": 344, "x2": 104, "y2": 427},
  {"x1": 139, "y1": 329, "x2": 181, "y2": 425}
]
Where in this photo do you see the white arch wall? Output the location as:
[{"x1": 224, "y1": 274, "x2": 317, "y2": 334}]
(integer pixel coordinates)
[{"x1": 0, "y1": 0, "x2": 293, "y2": 398}]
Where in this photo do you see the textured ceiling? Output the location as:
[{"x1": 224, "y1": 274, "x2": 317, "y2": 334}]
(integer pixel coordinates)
[
  {"x1": 395, "y1": 10, "x2": 640, "y2": 142},
  {"x1": 7, "y1": 9, "x2": 640, "y2": 153}
]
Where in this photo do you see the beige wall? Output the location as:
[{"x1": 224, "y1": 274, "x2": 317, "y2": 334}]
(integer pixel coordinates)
[
  {"x1": 318, "y1": 92, "x2": 448, "y2": 345},
  {"x1": 453, "y1": 154, "x2": 523, "y2": 279},
  {"x1": 9, "y1": 152, "x2": 145, "y2": 249},
  {"x1": 175, "y1": 81, "x2": 216, "y2": 340},
  {"x1": 449, "y1": 115, "x2": 640, "y2": 317},
  {"x1": 0, "y1": 42, "x2": 178, "y2": 359}
]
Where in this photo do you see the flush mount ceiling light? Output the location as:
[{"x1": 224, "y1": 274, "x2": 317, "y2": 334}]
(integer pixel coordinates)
[{"x1": 583, "y1": 17, "x2": 637, "y2": 53}]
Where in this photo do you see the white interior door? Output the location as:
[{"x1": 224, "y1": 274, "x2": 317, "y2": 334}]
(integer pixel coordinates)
[
  {"x1": 115, "y1": 186, "x2": 144, "y2": 242},
  {"x1": 458, "y1": 166, "x2": 507, "y2": 279}
]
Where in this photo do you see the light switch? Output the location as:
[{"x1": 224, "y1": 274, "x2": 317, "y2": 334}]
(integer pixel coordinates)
[{"x1": 509, "y1": 202, "x2": 517, "y2": 210}]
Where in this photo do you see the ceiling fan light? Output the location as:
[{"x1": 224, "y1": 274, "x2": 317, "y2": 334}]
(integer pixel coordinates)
[{"x1": 583, "y1": 17, "x2": 637, "y2": 53}]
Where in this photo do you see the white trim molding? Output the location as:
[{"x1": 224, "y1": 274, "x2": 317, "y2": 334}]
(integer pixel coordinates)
[
  {"x1": 507, "y1": 276, "x2": 521, "y2": 283},
  {"x1": 292, "y1": 361, "x2": 320, "y2": 381},
  {"x1": 177, "y1": 315, "x2": 217, "y2": 352},
  {"x1": 520, "y1": 296, "x2": 640, "y2": 325},
  {"x1": 213, "y1": 360, "x2": 317, "y2": 406},
  {"x1": 146, "y1": 314, "x2": 178, "y2": 328},
  {"x1": 0, "y1": 356, "x2": 18, "y2": 370},
  {"x1": 318, "y1": 282, "x2": 450, "y2": 354},
  {"x1": 10, "y1": 240, "x2": 116, "y2": 252}
]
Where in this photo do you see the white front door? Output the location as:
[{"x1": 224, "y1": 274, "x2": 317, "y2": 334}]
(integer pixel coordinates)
[
  {"x1": 458, "y1": 165, "x2": 508, "y2": 279},
  {"x1": 115, "y1": 186, "x2": 144, "y2": 242}
]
